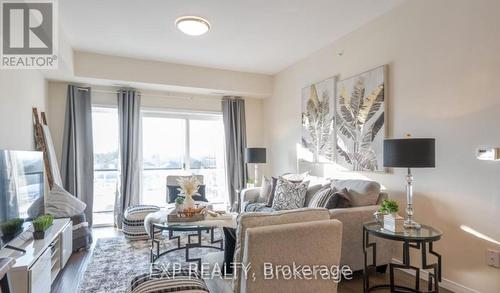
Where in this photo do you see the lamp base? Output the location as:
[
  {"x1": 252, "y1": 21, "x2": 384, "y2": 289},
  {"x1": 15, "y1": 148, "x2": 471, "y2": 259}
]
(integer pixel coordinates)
[{"x1": 404, "y1": 219, "x2": 421, "y2": 230}]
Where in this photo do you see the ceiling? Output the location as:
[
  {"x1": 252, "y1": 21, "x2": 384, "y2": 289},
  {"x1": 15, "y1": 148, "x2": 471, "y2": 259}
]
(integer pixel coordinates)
[{"x1": 60, "y1": 0, "x2": 405, "y2": 75}]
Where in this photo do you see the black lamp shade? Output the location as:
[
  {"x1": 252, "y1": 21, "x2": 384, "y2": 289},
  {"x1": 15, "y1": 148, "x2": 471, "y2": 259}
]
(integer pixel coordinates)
[
  {"x1": 384, "y1": 138, "x2": 435, "y2": 168},
  {"x1": 245, "y1": 148, "x2": 266, "y2": 164}
]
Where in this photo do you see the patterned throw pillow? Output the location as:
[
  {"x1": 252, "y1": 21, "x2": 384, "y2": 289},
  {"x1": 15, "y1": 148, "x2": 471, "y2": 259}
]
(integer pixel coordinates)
[
  {"x1": 272, "y1": 178, "x2": 309, "y2": 210},
  {"x1": 129, "y1": 268, "x2": 209, "y2": 293},
  {"x1": 308, "y1": 186, "x2": 335, "y2": 208}
]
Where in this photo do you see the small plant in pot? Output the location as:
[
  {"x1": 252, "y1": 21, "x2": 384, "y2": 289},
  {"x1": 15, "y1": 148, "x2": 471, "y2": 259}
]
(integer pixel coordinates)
[
  {"x1": 374, "y1": 199, "x2": 399, "y2": 223},
  {"x1": 0, "y1": 218, "x2": 24, "y2": 237},
  {"x1": 32, "y1": 214, "x2": 54, "y2": 240},
  {"x1": 175, "y1": 196, "x2": 184, "y2": 213}
]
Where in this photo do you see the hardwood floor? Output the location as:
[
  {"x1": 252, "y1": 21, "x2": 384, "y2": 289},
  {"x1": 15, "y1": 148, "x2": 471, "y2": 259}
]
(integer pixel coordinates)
[{"x1": 52, "y1": 227, "x2": 451, "y2": 293}]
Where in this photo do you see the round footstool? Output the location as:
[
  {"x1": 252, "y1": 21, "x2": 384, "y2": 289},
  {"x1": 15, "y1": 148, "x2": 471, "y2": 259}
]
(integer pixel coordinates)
[{"x1": 123, "y1": 205, "x2": 161, "y2": 240}]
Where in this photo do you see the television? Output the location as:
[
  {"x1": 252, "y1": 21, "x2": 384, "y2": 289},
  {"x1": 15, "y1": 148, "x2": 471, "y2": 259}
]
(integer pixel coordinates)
[{"x1": 0, "y1": 150, "x2": 45, "y2": 248}]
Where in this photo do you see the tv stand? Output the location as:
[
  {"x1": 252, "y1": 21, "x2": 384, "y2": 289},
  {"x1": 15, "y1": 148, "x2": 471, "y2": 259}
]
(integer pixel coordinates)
[
  {"x1": 0, "y1": 218, "x2": 72, "y2": 293},
  {"x1": 4, "y1": 244, "x2": 26, "y2": 254}
]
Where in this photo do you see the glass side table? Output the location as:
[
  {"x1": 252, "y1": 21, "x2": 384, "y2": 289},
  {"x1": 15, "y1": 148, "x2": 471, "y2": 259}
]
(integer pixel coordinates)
[{"x1": 363, "y1": 221, "x2": 443, "y2": 293}]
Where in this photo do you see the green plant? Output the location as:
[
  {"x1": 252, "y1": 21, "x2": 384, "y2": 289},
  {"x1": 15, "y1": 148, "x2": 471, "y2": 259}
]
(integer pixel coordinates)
[
  {"x1": 32, "y1": 214, "x2": 54, "y2": 232},
  {"x1": 0, "y1": 218, "x2": 24, "y2": 236},
  {"x1": 247, "y1": 178, "x2": 255, "y2": 184},
  {"x1": 378, "y1": 199, "x2": 399, "y2": 214},
  {"x1": 175, "y1": 196, "x2": 184, "y2": 204}
]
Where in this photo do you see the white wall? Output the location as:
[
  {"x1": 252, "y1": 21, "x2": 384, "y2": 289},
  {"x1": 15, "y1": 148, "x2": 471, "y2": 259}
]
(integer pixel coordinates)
[
  {"x1": 264, "y1": 0, "x2": 500, "y2": 291},
  {"x1": 47, "y1": 81, "x2": 264, "y2": 169},
  {"x1": 0, "y1": 71, "x2": 48, "y2": 151}
]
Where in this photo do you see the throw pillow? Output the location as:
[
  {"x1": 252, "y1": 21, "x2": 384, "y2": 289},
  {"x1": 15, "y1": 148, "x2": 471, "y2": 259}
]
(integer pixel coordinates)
[
  {"x1": 307, "y1": 186, "x2": 335, "y2": 208},
  {"x1": 129, "y1": 268, "x2": 209, "y2": 293},
  {"x1": 222, "y1": 227, "x2": 237, "y2": 275},
  {"x1": 265, "y1": 177, "x2": 278, "y2": 207},
  {"x1": 258, "y1": 177, "x2": 272, "y2": 202},
  {"x1": 326, "y1": 188, "x2": 352, "y2": 209},
  {"x1": 45, "y1": 184, "x2": 86, "y2": 218},
  {"x1": 271, "y1": 178, "x2": 309, "y2": 210},
  {"x1": 281, "y1": 171, "x2": 309, "y2": 182},
  {"x1": 330, "y1": 179, "x2": 380, "y2": 207}
]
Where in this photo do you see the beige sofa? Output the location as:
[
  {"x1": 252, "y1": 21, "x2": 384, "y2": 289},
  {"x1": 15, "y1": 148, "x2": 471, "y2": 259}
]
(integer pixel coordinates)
[
  {"x1": 202, "y1": 208, "x2": 343, "y2": 293},
  {"x1": 239, "y1": 179, "x2": 394, "y2": 272}
]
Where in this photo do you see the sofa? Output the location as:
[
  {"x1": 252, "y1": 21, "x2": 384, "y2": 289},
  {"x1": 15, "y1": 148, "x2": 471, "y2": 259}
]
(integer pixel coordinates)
[
  {"x1": 239, "y1": 178, "x2": 394, "y2": 272},
  {"x1": 201, "y1": 208, "x2": 343, "y2": 293}
]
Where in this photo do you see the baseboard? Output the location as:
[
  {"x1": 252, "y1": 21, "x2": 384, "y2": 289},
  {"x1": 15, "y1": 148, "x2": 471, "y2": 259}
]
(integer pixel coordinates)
[{"x1": 391, "y1": 258, "x2": 480, "y2": 293}]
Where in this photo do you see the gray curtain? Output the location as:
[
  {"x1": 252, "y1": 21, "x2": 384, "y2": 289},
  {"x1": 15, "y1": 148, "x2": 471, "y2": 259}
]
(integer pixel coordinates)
[
  {"x1": 222, "y1": 97, "x2": 247, "y2": 211},
  {"x1": 115, "y1": 89, "x2": 142, "y2": 228},
  {"x1": 61, "y1": 85, "x2": 94, "y2": 226}
]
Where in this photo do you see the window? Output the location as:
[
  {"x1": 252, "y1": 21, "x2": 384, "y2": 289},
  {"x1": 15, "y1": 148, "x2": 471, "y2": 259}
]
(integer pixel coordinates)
[
  {"x1": 92, "y1": 107, "x2": 119, "y2": 226},
  {"x1": 142, "y1": 112, "x2": 227, "y2": 207}
]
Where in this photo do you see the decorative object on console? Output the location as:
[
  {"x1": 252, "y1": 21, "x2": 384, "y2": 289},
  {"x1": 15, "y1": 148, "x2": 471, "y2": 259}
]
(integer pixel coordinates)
[
  {"x1": 384, "y1": 137, "x2": 436, "y2": 229},
  {"x1": 271, "y1": 178, "x2": 309, "y2": 210},
  {"x1": 175, "y1": 197, "x2": 184, "y2": 212},
  {"x1": 0, "y1": 219, "x2": 24, "y2": 239},
  {"x1": 335, "y1": 65, "x2": 386, "y2": 171},
  {"x1": 244, "y1": 147, "x2": 266, "y2": 186},
  {"x1": 301, "y1": 77, "x2": 335, "y2": 163},
  {"x1": 32, "y1": 214, "x2": 54, "y2": 240}
]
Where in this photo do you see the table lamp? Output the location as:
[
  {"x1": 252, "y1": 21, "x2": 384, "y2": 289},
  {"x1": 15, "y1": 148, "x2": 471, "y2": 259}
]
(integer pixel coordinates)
[
  {"x1": 384, "y1": 137, "x2": 435, "y2": 229},
  {"x1": 245, "y1": 147, "x2": 266, "y2": 187}
]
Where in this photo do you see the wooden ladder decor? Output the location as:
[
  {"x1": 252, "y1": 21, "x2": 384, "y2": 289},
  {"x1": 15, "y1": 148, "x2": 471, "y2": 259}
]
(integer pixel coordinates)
[{"x1": 33, "y1": 107, "x2": 55, "y2": 189}]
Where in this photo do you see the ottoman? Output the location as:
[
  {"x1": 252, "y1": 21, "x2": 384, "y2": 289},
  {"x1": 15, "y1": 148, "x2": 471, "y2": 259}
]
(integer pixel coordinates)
[{"x1": 123, "y1": 205, "x2": 161, "y2": 240}]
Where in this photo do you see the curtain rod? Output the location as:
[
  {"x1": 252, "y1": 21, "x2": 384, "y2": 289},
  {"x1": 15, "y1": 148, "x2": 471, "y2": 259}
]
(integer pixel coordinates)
[{"x1": 76, "y1": 87, "x2": 224, "y2": 101}]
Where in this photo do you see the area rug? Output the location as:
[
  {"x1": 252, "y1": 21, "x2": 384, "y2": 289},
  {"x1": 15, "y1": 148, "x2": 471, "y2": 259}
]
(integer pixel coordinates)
[{"x1": 78, "y1": 230, "x2": 222, "y2": 293}]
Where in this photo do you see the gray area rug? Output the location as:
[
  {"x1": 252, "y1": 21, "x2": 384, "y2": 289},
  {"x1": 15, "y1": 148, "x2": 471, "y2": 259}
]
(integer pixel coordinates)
[{"x1": 79, "y1": 230, "x2": 222, "y2": 293}]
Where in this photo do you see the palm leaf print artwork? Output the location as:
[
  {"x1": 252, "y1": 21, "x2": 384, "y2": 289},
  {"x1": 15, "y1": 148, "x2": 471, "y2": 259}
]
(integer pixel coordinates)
[
  {"x1": 335, "y1": 66, "x2": 386, "y2": 171},
  {"x1": 301, "y1": 78, "x2": 335, "y2": 162}
]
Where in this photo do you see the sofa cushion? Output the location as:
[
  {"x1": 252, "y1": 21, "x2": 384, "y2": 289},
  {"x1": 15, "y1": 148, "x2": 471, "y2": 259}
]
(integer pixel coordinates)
[
  {"x1": 331, "y1": 179, "x2": 380, "y2": 207},
  {"x1": 281, "y1": 171, "x2": 309, "y2": 182},
  {"x1": 303, "y1": 184, "x2": 324, "y2": 206},
  {"x1": 307, "y1": 186, "x2": 334, "y2": 208},
  {"x1": 271, "y1": 178, "x2": 309, "y2": 210},
  {"x1": 265, "y1": 177, "x2": 278, "y2": 207},
  {"x1": 233, "y1": 208, "x2": 329, "y2": 293},
  {"x1": 326, "y1": 188, "x2": 352, "y2": 209}
]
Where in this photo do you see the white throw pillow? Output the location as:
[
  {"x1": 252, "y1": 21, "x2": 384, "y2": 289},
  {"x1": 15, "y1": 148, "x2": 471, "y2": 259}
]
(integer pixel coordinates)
[{"x1": 45, "y1": 184, "x2": 86, "y2": 217}]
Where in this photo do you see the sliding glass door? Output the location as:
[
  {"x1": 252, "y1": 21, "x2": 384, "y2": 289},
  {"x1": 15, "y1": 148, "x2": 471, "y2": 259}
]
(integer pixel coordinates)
[
  {"x1": 141, "y1": 112, "x2": 227, "y2": 206},
  {"x1": 92, "y1": 107, "x2": 119, "y2": 226}
]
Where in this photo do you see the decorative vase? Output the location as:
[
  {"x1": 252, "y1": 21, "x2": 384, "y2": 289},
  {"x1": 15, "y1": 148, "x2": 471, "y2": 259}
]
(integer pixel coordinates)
[
  {"x1": 33, "y1": 230, "x2": 45, "y2": 240},
  {"x1": 175, "y1": 203, "x2": 184, "y2": 213},
  {"x1": 184, "y1": 193, "x2": 195, "y2": 209}
]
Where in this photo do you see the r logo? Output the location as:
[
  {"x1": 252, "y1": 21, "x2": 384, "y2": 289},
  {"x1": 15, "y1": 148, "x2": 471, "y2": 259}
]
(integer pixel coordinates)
[{"x1": 2, "y1": 2, "x2": 53, "y2": 54}]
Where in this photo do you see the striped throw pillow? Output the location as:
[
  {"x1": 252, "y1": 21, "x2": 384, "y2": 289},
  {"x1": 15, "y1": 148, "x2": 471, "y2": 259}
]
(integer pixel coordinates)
[
  {"x1": 129, "y1": 268, "x2": 209, "y2": 293},
  {"x1": 308, "y1": 187, "x2": 335, "y2": 208}
]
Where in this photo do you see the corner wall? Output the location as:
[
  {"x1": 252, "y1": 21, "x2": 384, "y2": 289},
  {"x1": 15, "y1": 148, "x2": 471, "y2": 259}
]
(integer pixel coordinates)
[
  {"x1": 264, "y1": 0, "x2": 500, "y2": 291},
  {"x1": 0, "y1": 71, "x2": 48, "y2": 151}
]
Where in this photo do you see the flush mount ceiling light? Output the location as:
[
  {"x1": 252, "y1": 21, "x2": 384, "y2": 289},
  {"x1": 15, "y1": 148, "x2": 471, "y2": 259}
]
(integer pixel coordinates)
[{"x1": 175, "y1": 16, "x2": 210, "y2": 36}]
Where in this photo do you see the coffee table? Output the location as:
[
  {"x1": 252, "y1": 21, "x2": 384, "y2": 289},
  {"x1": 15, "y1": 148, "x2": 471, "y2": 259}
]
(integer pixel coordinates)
[{"x1": 148, "y1": 209, "x2": 237, "y2": 268}]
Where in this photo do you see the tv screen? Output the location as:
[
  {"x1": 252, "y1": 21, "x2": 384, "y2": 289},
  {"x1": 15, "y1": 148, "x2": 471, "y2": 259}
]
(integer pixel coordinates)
[{"x1": 0, "y1": 150, "x2": 45, "y2": 247}]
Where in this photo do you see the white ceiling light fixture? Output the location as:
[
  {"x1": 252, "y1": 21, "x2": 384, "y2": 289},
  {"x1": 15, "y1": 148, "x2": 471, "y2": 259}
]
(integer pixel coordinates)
[{"x1": 175, "y1": 16, "x2": 211, "y2": 36}]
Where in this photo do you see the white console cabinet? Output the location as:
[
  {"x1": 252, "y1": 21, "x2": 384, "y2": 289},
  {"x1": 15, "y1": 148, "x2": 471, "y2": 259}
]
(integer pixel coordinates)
[{"x1": 0, "y1": 218, "x2": 72, "y2": 293}]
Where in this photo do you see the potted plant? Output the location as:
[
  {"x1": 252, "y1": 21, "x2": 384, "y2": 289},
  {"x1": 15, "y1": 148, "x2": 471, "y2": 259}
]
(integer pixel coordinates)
[
  {"x1": 246, "y1": 178, "x2": 255, "y2": 188},
  {"x1": 175, "y1": 196, "x2": 184, "y2": 213},
  {"x1": 379, "y1": 199, "x2": 399, "y2": 215},
  {"x1": 32, "y1": 214, "x2": 54, "y2": 240},
  {"x1": 0, "y1": 218, "x2": 24, "y2": 237}
]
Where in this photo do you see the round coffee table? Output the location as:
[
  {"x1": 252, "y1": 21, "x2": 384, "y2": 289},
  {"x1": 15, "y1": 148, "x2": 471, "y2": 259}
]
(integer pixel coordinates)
[
  {"x1": 148, "y1": 209, "x2": 237, "y2": 269},
  {"x1": 363, "y1": 221, "x2": 443, "y2": 293}
]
